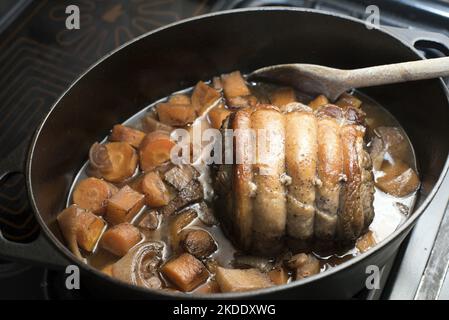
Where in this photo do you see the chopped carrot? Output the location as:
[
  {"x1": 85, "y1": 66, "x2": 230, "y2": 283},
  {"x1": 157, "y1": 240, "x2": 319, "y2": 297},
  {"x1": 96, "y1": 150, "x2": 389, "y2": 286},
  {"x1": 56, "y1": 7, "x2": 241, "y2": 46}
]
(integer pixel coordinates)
[
  {"x1": 287, "y1": 253, "x2": 320, "y2": 280},
  {"x1": 72, "y1": 177, "x2": 117, "y2": 215},
  {"x1": 336, "y1": 93, "x2": 362, "y2": 109},
  {"x1": 142, "y1": 115, "x2": 173, "y2": 133},
  {"x1": 208, "y1": 104, "x2": 232, "y2": 129},
  {"x1": 109, "y1": 125, "x2": 146, "y2": 148},
  {"x1": 140, "y1": 171, "x2": 170, "y2": 207},
  {"x1": 57, "y1": 205, "x2": 105, "y2": 258},
  {"x1": 268, "y1": 266, "x2": 289, "y2": 285},
  {"x1": 101, "y1": 142, "x2": 138, "y2": 183},
  {"x1": 191, "y1": 81, "x2": 221, "y2": 115},
  {"x1": 194, "y1": 280, "x2": 221, "y2": 294},
  {"x1": 221, "y1": 71, "x2": 251, "y2": 100},
  {"x1": 212, "y1": 76, "x2": 222, "y2": 90},
  {"x1": 215, "y1": 267, "x2": 273, "y2": 292},
  {"x1": 102, "y1": 264, "x2": 113, "y2": 276},
  {"x1": 270, "y1": 87, "x2": 296, "y2": 106},
  {"x1": 161, "y1": 253, "x2": 209, "y2": 292},
  {"x1": 106, "y1": 185, "x2": 145, "y2": 225},
  {"x1": 356, "y1": 230, "x2": 377, "y2": 253},
  {"x1": 227, "y1": 95, "x2": 258, "y2": 109},
  {"x1": 156, "y1": 103, "x2": 196, "y2": 127},
  {"x1": 139, "y1": 131, "x2": 176, "y2": 172},
  {"x1": 101, "y1": 223, "x2": 142, "y2": 256},
  {"x1": 308, "y1": 94, "x2": 329, "y2": 109},
  {"x1": 169, "y1": 94, "x2": 191, "y2": 105}
]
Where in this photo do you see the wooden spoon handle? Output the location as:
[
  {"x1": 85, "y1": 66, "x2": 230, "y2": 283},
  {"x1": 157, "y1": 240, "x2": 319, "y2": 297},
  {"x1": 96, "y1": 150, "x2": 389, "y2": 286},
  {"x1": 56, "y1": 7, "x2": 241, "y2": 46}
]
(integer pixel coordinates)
[{"x1": 345, "y1": 56, "x2": 449, "y2": 88}]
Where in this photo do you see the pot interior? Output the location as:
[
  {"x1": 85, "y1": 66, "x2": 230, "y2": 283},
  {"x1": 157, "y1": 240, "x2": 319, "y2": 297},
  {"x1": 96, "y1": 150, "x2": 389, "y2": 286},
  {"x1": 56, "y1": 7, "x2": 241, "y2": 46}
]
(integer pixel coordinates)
[{"x1": 29, "y1": 8, "x2": 449, "y2": 271}]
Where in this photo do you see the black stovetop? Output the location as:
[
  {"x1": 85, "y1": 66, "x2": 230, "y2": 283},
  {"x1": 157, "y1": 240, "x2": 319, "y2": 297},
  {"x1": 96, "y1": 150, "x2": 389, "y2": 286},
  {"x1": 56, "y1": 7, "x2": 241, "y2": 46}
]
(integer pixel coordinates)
[{"x1": 1, "y1": 0, "x2": 449, "y2": 300}]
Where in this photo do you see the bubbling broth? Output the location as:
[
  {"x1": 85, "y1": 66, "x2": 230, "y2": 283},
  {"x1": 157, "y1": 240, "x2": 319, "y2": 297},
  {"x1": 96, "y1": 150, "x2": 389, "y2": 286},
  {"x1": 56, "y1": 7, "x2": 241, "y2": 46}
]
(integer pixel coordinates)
[{"x1": 62, "y1": 72, "x2": 419, "y2": 294}]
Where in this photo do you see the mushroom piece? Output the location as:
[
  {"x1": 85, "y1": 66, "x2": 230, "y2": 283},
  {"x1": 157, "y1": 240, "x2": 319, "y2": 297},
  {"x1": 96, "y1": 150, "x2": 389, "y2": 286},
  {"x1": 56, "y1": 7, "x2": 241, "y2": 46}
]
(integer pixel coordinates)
[
  {"x1": 56, "y1": 205, "x2": 105, "y2": 259},
  {"x1": 370, "y1": 126, "x2": 411, "y2": 171},
  {"x1": 88, "y1": 142, "x2": 138, "y2": 183},
  {"x1": 169, "y1": 210, "x2": 198, "y2": 252},
  {"x1": 159, "y1": 180, "x2": 204, "y2": 216},
  {"x1": 182, "y1": 229, "x2": 217, "y2": 259},
  {"x1": 376, "y1": 161, "x2": 420, "y2": 197},
  {"x1": 232, "y1": 255, "x2": 274, "y2": 273},
  {"x1": 111, "y1": 241, "x2": 165, "y2": 289},
  {"x1": 162, "y1": 165, "x2": 198, "y2": 191},
  {"x1": 138, "y1": 210, "x2": 160, "y2": 230}
]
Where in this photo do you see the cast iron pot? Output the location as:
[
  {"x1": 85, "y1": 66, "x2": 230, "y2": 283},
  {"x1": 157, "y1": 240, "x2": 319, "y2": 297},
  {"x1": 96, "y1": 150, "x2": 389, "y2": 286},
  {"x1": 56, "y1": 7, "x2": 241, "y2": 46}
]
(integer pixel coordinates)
[{"x1": 1, "y1": 8, "x2": 449, "y2": 299}]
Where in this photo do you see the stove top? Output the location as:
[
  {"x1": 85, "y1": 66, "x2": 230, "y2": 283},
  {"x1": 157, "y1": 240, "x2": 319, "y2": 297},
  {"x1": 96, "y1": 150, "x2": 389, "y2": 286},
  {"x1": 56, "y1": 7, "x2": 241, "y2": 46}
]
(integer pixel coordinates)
[{"x1": 1, "y1": 0, "x2": 448, "y2": 300}]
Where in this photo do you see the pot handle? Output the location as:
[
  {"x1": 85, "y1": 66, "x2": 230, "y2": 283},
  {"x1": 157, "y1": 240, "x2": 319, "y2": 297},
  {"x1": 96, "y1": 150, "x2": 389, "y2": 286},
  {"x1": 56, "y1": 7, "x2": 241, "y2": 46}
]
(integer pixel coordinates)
[
  {"x1": 0, "y1": 137, "x2": 69, "y2": 269},
  {"x1": 384, "y1": 26, "x2": 449, "y2": 56}
]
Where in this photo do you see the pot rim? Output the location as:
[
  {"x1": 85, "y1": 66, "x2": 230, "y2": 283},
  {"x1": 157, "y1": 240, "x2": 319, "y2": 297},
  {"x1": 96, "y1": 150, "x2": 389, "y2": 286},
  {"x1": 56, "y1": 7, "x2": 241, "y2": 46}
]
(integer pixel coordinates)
[{"x1": 26, "y1": 6, "x2": 449, "y2": 299}]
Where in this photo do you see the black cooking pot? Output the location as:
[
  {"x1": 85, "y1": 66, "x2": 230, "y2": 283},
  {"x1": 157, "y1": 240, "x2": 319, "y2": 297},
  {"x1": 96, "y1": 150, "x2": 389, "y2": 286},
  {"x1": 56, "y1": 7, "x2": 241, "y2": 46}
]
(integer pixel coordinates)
[{"x1": 1, "y1": 8, "x2": 449, "y2": 299}]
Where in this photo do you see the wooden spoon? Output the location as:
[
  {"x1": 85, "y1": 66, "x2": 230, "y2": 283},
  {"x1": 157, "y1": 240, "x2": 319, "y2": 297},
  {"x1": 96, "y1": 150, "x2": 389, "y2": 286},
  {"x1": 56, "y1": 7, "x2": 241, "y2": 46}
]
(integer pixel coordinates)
[{"x1": 249, "y1": 57, "x2": 449, "y2": 101}]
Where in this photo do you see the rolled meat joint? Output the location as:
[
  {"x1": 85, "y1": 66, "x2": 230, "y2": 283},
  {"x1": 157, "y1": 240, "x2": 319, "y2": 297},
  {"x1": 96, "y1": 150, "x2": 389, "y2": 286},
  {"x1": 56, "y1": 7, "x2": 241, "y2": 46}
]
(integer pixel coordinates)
[{"x1": 214, "y1": 103, "x2": 374, "y2": 255}]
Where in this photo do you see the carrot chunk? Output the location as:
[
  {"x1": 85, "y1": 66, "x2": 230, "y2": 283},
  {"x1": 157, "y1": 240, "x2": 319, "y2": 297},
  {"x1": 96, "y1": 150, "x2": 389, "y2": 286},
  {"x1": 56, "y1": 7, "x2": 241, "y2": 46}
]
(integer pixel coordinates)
[
  {"x1": 191, "y1": 81, "x2": 221, "y2": 115},
  {"x1": 215, "y1": 267, "x2": 273, "y2": 292},
  {"x1": 194, "y1": 280, "x2": 221, "y2": 294},
  {"x1": 356, "y1": 230, "x2": 377, "y2": 253},
  {"x1": 89, "y1": 142, "x2": 138, "y2": 183},
  {"x1": 161, "y1": 253, "x2": 209, "y2": 292},
  {"x1": 308, "y1": 94, "x2": 329, "y2": 109},
  {"x1": 268, "y1": 266, "x2": 289, "y2": 285},
  {"x1": 142, "y1": 115, "x2": 174, "y2": 133},
  {"x1": 101, "y1": 223, "x2": 142, "y2": 256},
  {"x1": 141, "y1": 171, "x2": 170, "y2": 207},
  {"x1": 169, "y1": 94, "x2": 191, "y2": 105},
  {"x1": 139, "y1": 131, "x2": 176, "y2": 172},
  {"x1": 221, "y1": 71, "x2": 251, "y2": 100},
  {"x1": 57, "y1": 205, "x2": 105, "y2": 258},
  {"x1": 72, "y1": 177, "x2": 117, "y2": 215},
  {"x1": 336, "y1": 93, "x2": 362, "y2": 109},
  {"x1": 106, "y1": 185, "x2": 145, "y2": 225},
  {"x1": 109, "y1": 125, "x2": 146, "y2": 148},
  {"x1": 156, "y1": 103, "x2": 196, "y2": 127},
  {"x1": 270, "y1": 87, "x2": 296, "y2": 107},
  {"x1": 208, "y1": 104, "x2": 231, "y2": 129}
]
